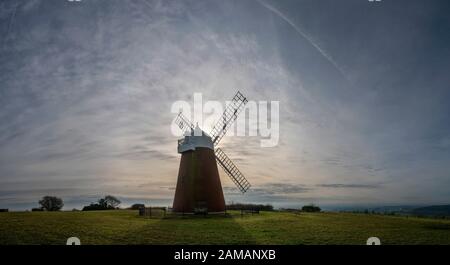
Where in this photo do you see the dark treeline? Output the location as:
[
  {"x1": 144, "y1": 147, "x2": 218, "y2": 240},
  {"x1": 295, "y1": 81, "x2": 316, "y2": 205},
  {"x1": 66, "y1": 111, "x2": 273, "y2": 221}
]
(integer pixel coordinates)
[
  {"x1": 82, "y1": 195, "x2": 121, "y2": 211},
  {"x1": 278, "y1": 205, "x2": 321, "y2": 213},
  {"x1": 226, "y1": 203, "x2": 274, "y2": 211},
  {"x1": 341, "y1": 209, "x2": 450, "y2": 219},
  {"x1": 301, "y1": 205, "x2": 321, "y2": 212}
]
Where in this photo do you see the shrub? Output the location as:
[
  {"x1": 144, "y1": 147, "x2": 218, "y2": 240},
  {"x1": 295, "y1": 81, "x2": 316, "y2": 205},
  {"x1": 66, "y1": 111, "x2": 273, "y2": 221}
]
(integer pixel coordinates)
[
  {"x1": 82, "y1": 203, "x2": 115, "y2": 211},
  {"x1": 129, "y1": 204, "x2": 145, "y2": 210},
  {"x1": 301, "y1": 204, "x2": 321, "y2": 212}
]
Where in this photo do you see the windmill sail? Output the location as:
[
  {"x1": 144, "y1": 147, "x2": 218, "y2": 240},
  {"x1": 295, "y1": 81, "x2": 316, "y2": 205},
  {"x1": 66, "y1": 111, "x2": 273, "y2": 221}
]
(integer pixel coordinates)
[
  {"x1": 210, "y1": 91, "x2": 248, "y2": 146},
  {"x1": 215, "y1": 148, "x2": 251, "y2": 193},
  {"x1": 174, "y1": 111, "x2": 195, "y2": 133}
]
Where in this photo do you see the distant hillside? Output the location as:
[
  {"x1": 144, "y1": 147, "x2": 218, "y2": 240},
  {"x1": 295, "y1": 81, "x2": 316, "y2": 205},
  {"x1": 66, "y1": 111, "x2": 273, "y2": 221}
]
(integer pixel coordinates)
[
  {"x1": 337, "y1": 205, "x2": 450, "y2": 217},
  {"x1": 412, "y1": 205, "x2": 450, "y2": 217},
  {"x1": 370, "y1": 206, "x2": 418, "y2": 214}
]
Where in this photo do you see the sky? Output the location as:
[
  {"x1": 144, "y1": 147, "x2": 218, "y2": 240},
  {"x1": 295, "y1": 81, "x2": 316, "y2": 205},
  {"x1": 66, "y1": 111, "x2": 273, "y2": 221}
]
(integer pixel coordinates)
[{"x1": 0, "y1": 0, "x2": 449, "y2": 210}]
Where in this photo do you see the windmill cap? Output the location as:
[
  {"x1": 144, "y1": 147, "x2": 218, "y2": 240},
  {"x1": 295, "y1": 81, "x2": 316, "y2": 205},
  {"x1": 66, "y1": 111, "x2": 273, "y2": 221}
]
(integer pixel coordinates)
[{"x1": 178, "y1": 129, "x2": 214, "y2": 153}]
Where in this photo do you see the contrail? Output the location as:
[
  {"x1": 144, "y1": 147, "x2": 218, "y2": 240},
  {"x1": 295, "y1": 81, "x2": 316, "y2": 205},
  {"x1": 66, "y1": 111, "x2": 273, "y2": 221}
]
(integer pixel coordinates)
[
  {"x1": 257, "y1": 0, "x2": 350, "y2": 82},
  {"x1": 3, "y1": 3, "x2": 18, "y2": 50}
]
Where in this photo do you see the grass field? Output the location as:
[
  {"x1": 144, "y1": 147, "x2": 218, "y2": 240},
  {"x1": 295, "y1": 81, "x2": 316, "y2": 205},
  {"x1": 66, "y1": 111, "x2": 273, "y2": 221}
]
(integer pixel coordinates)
[{"x1": 1, "y1": 210, "x2": 449, "y2": 245}]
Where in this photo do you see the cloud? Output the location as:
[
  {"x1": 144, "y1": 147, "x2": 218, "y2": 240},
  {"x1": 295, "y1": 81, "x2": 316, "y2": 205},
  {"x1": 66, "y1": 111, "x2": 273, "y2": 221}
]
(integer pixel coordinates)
[
  {"x1": 317, "y1": 184, "x2": 382, "y2": 189},
  {"x1": 252, "y1": 183, "x2": 311, "y2": 194},
  {"x1": 223, "y1": 183, "x2": 311, "y2": 199}
]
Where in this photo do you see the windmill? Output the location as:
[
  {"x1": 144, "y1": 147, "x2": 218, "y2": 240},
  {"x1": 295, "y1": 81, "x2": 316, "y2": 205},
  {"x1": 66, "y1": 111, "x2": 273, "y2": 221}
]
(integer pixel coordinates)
[{"x1": 172, "y1": 91, "x2": 251, "y2": 213}]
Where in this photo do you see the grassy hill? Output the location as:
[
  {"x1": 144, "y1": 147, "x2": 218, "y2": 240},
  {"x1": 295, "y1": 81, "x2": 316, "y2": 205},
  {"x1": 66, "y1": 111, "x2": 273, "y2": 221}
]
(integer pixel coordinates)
[{"x1": 0, "y1": 210, "x2": 449, "y2": 245}]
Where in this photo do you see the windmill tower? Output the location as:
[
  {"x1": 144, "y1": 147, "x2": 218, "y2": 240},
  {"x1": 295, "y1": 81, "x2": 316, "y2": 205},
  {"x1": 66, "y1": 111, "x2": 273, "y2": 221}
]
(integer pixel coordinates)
[{"x1": 172, "y1": 91, "x2": 251, "y2": 213}]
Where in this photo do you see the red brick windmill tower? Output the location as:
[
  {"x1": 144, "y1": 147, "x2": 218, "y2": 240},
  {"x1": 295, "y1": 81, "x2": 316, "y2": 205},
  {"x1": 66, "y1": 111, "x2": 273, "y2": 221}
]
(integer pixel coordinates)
[{"x1": 172, "y1": 91, "x2": 251, "y2": 213}]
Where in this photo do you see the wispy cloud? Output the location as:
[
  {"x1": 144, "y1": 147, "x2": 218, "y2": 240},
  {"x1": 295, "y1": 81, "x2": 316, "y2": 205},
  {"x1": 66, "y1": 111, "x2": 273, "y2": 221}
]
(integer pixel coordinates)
[
  {"x1": 256, "y1": 0, "x2": 350, "y2": 82},
  {"x1": 317, "y1": 184, "x2": 382, "y2": 189}
]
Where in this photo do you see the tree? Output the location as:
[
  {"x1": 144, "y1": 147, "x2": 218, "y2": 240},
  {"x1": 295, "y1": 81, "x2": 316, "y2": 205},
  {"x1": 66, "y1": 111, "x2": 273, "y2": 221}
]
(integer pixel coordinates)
[
  {"x1": 98, "y1": 198, "x2": 108, "y2": 208},
  {"x1": 39, "y1": 196, "x2": 64, "y2": 211},
  {"x1": 104, "y1": 195, "x2": 121, "y2": 208}
]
